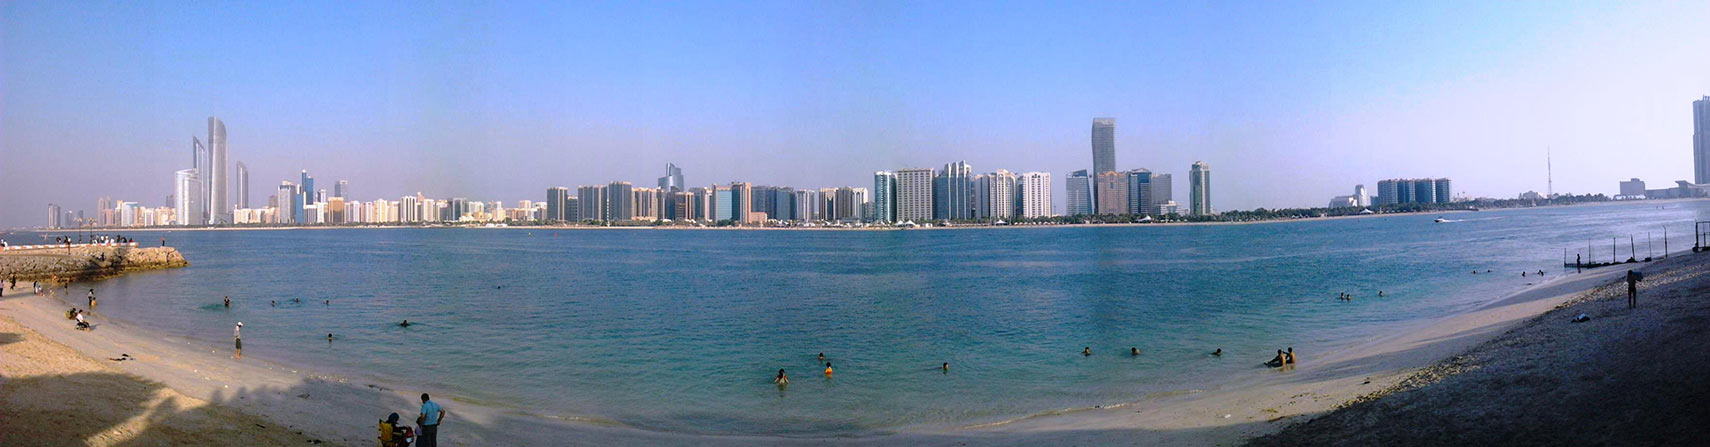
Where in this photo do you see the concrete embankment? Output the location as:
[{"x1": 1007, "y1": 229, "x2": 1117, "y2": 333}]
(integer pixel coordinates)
[{"x1": 0, "y1": 245, "x2": 188, "y2": 283}]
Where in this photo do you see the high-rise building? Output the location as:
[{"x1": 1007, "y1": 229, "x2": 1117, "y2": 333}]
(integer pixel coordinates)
[
  {"x1": 978, "y1": 170, "x2": 1018, "y2": 220},
  {"x1": 1092, "y1": 117, "x2": 1117, "y2": 207},
  {"x1": 1354, "y1": 184, "x2": 1370, "y2": 207},
  {"x1": 1433, "y1": 178, "x2": 1452, "y2": 204},
  {"x1": 658, "y1": 163, "x2": 685, "y2": 192},
  {"x1": 1095, "y1": 171, "x2": 1128, "y2": 215},
  {"x1": 47, "y1": 203, "x2": 62, "y2": 228},
  {"x1": 895, "y1": 168, "x2": 935, "y2": 223},
  {"x1": 546, "y1": 187, "x2": 569, "y2": 221},
  {"x1": 633, "y1": 187, "x2": 661, "y2": 221},
  {"x1": 1377, "y1": 179, "x2": 1399, "y2": 206},
  {"x1": 1018, "y1": 172, "x2": 1052, "y2": 218},
  {"x1": 235, "y1": 162, "x2": 250, "y2": 209},
  {"x1": 1412, "y1": 179, "x2": 1436, "y2": 204},
  {"x1": 713, "y1": 185, "x2": 734, "y2": 222},
  {"x1": 792, "y1": 189, "x2": 817, "y2": 222},
  {"x1": 1125, "y1": 169, "x2": 1152, "y2": 216},
  {"x1": 606, "y1": 181, "x2": 634, "y2": 221},
  {"x1": 208, "y1": 117, "x2": 228, "y2": 224},
  {"x1": 334, "y1": 180, "x2": 349, "y2": 199},
  {"x1": 934, "y1": 161, "x2": 974, "y2": 220},
  {"x1": 729, "y1": 182, "x2": 758, "y2": 224},
  {"x1": 175, "y1": 169, "x2": 202, "y2": 226},
  {"x1": 1620, "y1": 178, "x2": 1647, "y2": 197},
  {"x1": 565, "y1": 197, "x2": 580, "y2": 221},
  {"x1": 1696, "y1": 96, "x2": 1709, "y2": 184},
  {"x1": 1149, "y1": 173, "x2": 1173, "y2": 215},
  {"x1": 1188, "y1": 161, "x2": 1212, "y2": 216},
  {"x1": 578, "y1": 185, "x2": 605, "y2": 222},
  {"x1": 1065, "y1": 170, "x2": 1091, "y2": 216},
  {"x1": 277, "y1": 182, "x2": 299, "y2": 224},
  {"x1": 873, "y1": 171, "x2": 897, "y2": 223}
]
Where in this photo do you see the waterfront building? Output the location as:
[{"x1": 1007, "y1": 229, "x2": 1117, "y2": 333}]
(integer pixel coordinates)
[
  {"x1": 334, "y1": 180, "x2": 349, "y2": 198},
  {"x1": 1696, "y1": 96, "x2": 1710, "y2": 184},
  {"x1": 578, "y1": 185, "x2": 605, "y2": 222},
  {"x1": 977, "y1": 170, "x2": 1018, "y2": 220},
  {"x1": 208, "y1": 117, "x2": 228, "y2": 225},
  {"x1": 730, "y1": 182, "x2": 758, "y2": 224},
  {"x1": 633, "y1": 187, "x2": 661, "y2": 221},
  {"x1": 175, "y1": 169, "x2": 202, "y2": 226},
  {"x1": 606, "y1": 181, "x2": 634, "y2": 221},
  {"x1": 1157, "y1": 200, "x2": 1180, "y2": 216},
  {"x1": 713, "y1": 185, "x2": 734, "y2": 222},
  {"x1": 1092, "y1": 118, "x2": 1116, "y2": 176},
  {"x1": 773, "y1": 187, "x2": 797, "y2": 221},
  {"x1": 692, "y1": 187, "x2": 714, "y2": 221},
  {"x1": 191, "y1": 137, "x2": 208, "y2": 225},
  {"x1": 1018, "y1": 171, "x2": 1052, "y2": 218},
  {"x1": 1125, "y1": 169, "x2": 1152, "y2": 216},
  {"x1": 1354, "y1": 184, "x2": 1370, "y2": 207},
  {"x1": 1188, "y1": 161, "x2": 1212, "y2": 216},
  {"x1": 236, "y1": 162, "x2": 250, "y2": 209},
  {"x1": 47, "y1": 203, "x2": 62, "y2": 228},
  {"x1": 1095, "y1": 171, "x2": 1128, "y2": 215},
  {"x1": 546, "y1": 187, "x2": 569, "y2": 222},
  {"x1": 1377, "y1": 179, "x2": 1399, "y2": 206},
  {"x1": 327, "y1": 198, "x2": 347, "y2": 224},
  {"x1": 97, "y1": 196, "x2": 114, "y2": 227},
  {"x1": 793, "y1": 189, "x2": 819, "y2": 222},
  {"x1": 659, "y1": 163, "x2": 685, "y2": 192},
  {"x1": 1620, "y1": 178, "x2": 1646, "y2": 198},
  {"x1": 1413, "y1": 179, "x2": 1436, "y2": 204},
  {"x1": 873, "y1": 171, "x2": 897, "y2": 223},
  {"x1": 933, "y1": 161, "x2": 974, "y2": 220},
  {"x1": 278, "y1": 182, "x2": 300, "y2": 224},
  {"x1": 398, "y1": 195, "x2": 419, "y2": 223},
  {"x1": 831, "y1": 187, "x2": 861, "y2": 222},
  {"x1": 1433, "y1": 178, "x2": 1452, "y2": 204},
  {"x1": 895, "y1": 168, "x2": 934, "y2": 223},
  {"x1": 1149, "y1": 173, "x2": 1173, "y2": 215},
  {"x1": 1065, "y1": 170, "x2": 1091, "y2": 216}
]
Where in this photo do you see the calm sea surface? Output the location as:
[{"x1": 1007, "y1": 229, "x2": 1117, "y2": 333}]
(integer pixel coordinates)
[{"x1": 13, "y1": 200, "x2": 1707, "y2": 435}]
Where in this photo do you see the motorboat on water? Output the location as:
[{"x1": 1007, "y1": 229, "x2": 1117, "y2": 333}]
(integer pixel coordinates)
[{"x1": 1434, "y1": 217, "x2": 1450, "y2": 223}]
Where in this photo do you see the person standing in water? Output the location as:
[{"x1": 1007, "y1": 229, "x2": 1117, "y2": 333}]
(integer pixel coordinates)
[
  {"x1": 1082, "y1": 347, "x2": 1091, "y2": 356},
  {"x1": 224, "y1": 296, "x2": 230, "y2": 308},
  {"x1": 824, "y1": 362, "x2": 833, "y2": 377},
  {"x1": 774, "y1": 369, "x2": 789, "y2": 385},
  {"x1": 88, "y1": 289, "x2": 96, "y2": 308},
  {"x1": 233, "y1": 322, "x2": 243, "y2": 359}
]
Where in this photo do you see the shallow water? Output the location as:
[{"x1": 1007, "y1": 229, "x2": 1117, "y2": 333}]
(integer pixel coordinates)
[{"x1": 14, "y1": 200, "x2": 1706, "y2": 435}]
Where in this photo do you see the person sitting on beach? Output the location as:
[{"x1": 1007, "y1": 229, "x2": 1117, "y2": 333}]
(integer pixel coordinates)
[
  {"x1": 1265, "y1": 350, "x2": 1286, "y2": 368},
  {"x1": 774, "y1": 369, "x2": 789, "y2": 385},
  {"x1": 378, "y1": 412, "x2": 412, "y2": 447},
  {"x1": 75, "y1": 312, "x2": 90, "y2": 330},
  {"x1": 1285, "y1": 347, "x2": 1296, "y2": 365}
]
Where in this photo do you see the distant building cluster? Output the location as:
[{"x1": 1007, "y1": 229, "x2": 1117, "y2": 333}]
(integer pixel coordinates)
[{"x1": 1061, "y1": 118, "x2": 1199, "y2": 218}]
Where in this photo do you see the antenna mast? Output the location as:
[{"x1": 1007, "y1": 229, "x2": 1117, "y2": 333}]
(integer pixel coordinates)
[{"x1": 1547, "y1": 147, "x2": 1554, "y2": 199}]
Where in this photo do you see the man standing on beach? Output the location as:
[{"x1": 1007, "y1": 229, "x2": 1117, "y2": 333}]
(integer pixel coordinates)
[
  {"x1": 417, "y1": 393, "x2": 445, "y2": 447},
  {"x1": 1626, "y1": 270, "x2": 1644, "y2": 309},
  {"x1": 233, "y1": 322, "x2": 243, "y2": 359}
]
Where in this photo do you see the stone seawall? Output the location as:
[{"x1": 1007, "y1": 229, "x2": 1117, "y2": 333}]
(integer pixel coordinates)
[{"x1": 0, "y1": 246, "x2": 188, "y2": 283}]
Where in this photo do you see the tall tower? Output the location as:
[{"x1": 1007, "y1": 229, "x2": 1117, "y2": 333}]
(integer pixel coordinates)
[
  {"x1": 873, "y1": 171, "x2": 897, "y2": 223},
  {"x1": 1092, "y1": 118, "x2": 1116, "y2": 175},
  {"x1": 208, "y1": 117, "x2": 228, "y2": 224},
  {"x1": 1695, "y1": 96, "x2": 1709, "y2": 184},
  {"x1": 1065, "y1": 170, "x2": 1091, "y2": 216},
  {"x1": 235, "y1": 162, "x2": 250, "y2": 209},
  {"x1": 658, "y1": 163, "x2": 685, "y2": 192},
  {"x1": 1189, "y1": 161, "x2": 1212, "y2": 216}
]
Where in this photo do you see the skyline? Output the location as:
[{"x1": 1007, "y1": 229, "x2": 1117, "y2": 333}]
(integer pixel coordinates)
[{"x1": 6, "y1": 1, "x2": 1710, "y2": 229}]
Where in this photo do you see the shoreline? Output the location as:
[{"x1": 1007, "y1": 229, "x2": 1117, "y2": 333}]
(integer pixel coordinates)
[
  {"x1": 0, "y1": 251, "x2": 1678, "y2": 444},
  {"x1": 27, "y1": 198, "x2": 1699, "y2": 234}
]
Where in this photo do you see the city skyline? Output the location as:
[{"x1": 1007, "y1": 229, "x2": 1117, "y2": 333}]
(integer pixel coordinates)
[{"x1": 5, "y1": 2, "x2": 1710, "y2": 229}]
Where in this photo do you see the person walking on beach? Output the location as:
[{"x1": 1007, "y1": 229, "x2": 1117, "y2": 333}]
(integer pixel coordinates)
[
  {"x1": 1626, "y1": 270, "x2": 1644, "y2": 309},
  {"x1": 417, "y1": 393, "x2": 445, "y2": 447},
  {"x1": 233, "y1": 322, "x2": 243, "y2": 359},
  {"x1": 1576, "y1": 254, "x2": 1583, "y2": 273}
]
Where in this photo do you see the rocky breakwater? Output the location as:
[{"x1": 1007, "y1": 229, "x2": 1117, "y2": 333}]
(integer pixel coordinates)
[{"x1": 0, "y1": 245, "x2": 189, "y2": 283}]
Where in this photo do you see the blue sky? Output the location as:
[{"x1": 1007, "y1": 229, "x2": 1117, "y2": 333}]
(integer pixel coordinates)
[{"x1": 3, "y1": 1, "x2": 1708, "y2": 228}]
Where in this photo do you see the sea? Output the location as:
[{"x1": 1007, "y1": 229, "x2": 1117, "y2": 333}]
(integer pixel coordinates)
[{"x1": 9, "y1": 199, "x2": 1706, "y2": 436}]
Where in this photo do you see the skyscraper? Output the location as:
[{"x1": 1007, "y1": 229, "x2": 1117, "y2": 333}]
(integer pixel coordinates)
[
  {"x1": 335, "y1": 180, "x2": 349, "y2": 199},
  {"x1": 1095, "y1": 171, "x2": 1128, "y2": 215},
  {"x1": 935, "y1": 161, "x2": 974, "y2": 220},
  {"x1": 1091, "y1": 118, "x2": 1116, "y2": 208},
  {"x1": 1188, "y1": 161, "x2": 1212, "y2": 216},
  {"x1": 895, "y1": 168, "x2": 935, "y2": 223},
  {"x1": 978, "y1": 170, "x2": 1018, "y2": 220},
  {"x1": 1125, "y1": 169, "x2": 1151, "y2": 216},
  {"x1": 546, "y1": 187, "x2": 569, "y2": 221},
  {"x1": 578, "y1": 185, "x2": 604, "y2": 222},
  {"x1": 1149, "y1": 173, "x2": 1173, "y2": 216},
  {"x1": 606, "y1": 181, "x2": 634, "y2": 221},
  {"x1": 277, "y1": 182, "x2": 299, "y2": 224},
  {"x1": 1433, "y1": 178, "x2": 1452, "y2": 204},
  {"x1": 191, "y1": 137, "x2": 209, "y2": 225},
  {"x1": 658, "y1": 163, "x2": 685, "y2": 192},
  {"x1": 1354, "y1": 184, "x2": 1369, "y2": 207},
  {"x1": 1018, "y1": 172, "x2": 1052, "y2": 218},
  {"x1": 208, "y1": 117, "x2": 228, "y2": 224},
  {"x1": 235, "y1": 162, "x2": 250, "y2": 209},
  {"x1": 1065, "y1": 170, "x2": 1091, "y2": 216},
  {"x1": 47, "y1": 203, "x2": 62, "y2": 229},
  {"x1": 300, "y1": 170, "x2": 315, "y2": 206},
  {"x1": 1695, "y1": 96, "x2": 1709, "y2": 184},
  {"x1": 175, "y1": 169, "x2": 202, "y2": 225},
  {"x1": 873, "y1": 171, "x2": 897, "y2": 223}
]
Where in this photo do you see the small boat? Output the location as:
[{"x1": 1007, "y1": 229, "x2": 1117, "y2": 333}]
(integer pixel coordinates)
[{"x1": 1434, "y1": 217, "x2": 1449, "y2": 223}]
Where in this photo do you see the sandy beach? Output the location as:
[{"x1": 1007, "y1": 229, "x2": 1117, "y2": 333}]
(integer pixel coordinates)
[{"x1": 1, "y1": 248, "x2": 1701, "y2": 446}]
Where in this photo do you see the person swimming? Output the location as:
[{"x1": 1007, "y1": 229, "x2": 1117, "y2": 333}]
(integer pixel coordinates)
[
  {"x1": 1212, "y1": 348, "x2": 1222, "y2": 356},
  {"x1": 774, "y1": 369, "x2": 789, "y2": 385},
  {"x1": 942, "y1": 362, "x2": 949, "y2": 372},
  {"x1": 328, "y1": 333, "x2": 334, "y2": 342},
  {"x1": 818, "y1": 352, "x2": 825, "y2": 362},
  {"x1": 1265, "y1": 350, "x2": 1286, "y2": 368},
  {"x1": 1130, "y1": 347, "x2": 1140, "y2": 356},
  {"x1": 824, "y1": 362, "x2": 833, "y2": 376},
  {"x1": 399, "y1": 320, "x2": 411, "y2": 327},
  {"x1": 271, "y1": 300, "x2": 277, "y2": 307},
  {"x1": 224, "y1": 296, "x2": 230, "y2": 308},
  {"x1": 1083, "y1": 347, "x2": 1091, "y2": 356},
  {"x1": 1378, "y1": 291, "x2": 1385, "y2": 297}
]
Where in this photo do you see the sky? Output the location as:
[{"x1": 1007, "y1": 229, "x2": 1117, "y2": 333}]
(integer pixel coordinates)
[{"x1": 3, "y1": 1, "x2": 1709, "y2": 229}]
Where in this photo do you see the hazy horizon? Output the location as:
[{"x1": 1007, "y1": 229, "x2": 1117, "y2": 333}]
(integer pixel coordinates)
[{"x1": 5, "y1": 1, "x2": 1709, "y2": 229}]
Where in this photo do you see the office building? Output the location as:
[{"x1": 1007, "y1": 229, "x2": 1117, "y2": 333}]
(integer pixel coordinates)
[
  {"x1": 977, "y1": 170, "x2": 1018, "y2": 220},
  {"x1": 606, "y1": 181, "x2": 634, "y2": 221},
  {"x1": 235, "y1": 162, "x2": 249, "y2": 209},
  {"x1": 895, "y1": 168, "x2": 934, "y2": 222},
  {"x1": 1620, "y1": 178, "x2": 1646, "y2": 198},
  {"x1": 277, "y1": 182, "x2": 299, "y2": 224},
  {"x1": 1092, "y1": 118, "x2": 1116, "y2": 175},
  {"x1": 1095, "y1": 171, "x2": 1128, "y2": 215},
  {"x1": 1149, "y1": 173, "x2": 1173, "y2": 215},
  {"x1": 792, "y1": 189, "x2": 819, "y2": 222},
  {"x1": 47, "y1": 203, "x2": 62, "y2": 228},
  {"x1": 1065, "y1": 170, "x2": 1092, "y2": 216},
  {"x1": 1433, "y1": 178, "x2": 1452, "y2": 204},
  {"x1": 933, "y1": 161, "x2": 974, "y2": 220},
  {"x1": 1377, "y1": 180, "x2": 1399, "y2": 206},
  {"x1": 1125, "y1": 169, "x2": 1151, "y2": 216},
  {"x1": 578, "y1": 185, "x2": 605, "y2": 222},
  {"x1": 1697, "y1": 96, "x2": 1710, "y2": 184},
  {"x1": 1188, "y1": 161, "x2": 1212, "y2": 216},
  {"x1": 875, "y1": 169, "x2": 902, "y2": 220},
  {"x1": 175, "y1": 169, "x2": 202, "y2": 226},
  {"x1": 335, "y1": 180, "x2": 349, "y2": 199},
  {"x1": 658, "y1": 163, "x2": 685, "y2": 192},
  {"x1": 207, "y1": 117, "x2": 228, "y2": 224},
  {"x1": 1017, "y1": 171, "x2": 1052, "y2": 218},
  {"x1": 546, "y1": 187, "x2": 569, "y2": 221}
]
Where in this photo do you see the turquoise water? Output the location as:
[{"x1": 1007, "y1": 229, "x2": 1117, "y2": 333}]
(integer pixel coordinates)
[{"x1": 18, "y1": 200, "x2": 1708, "y2": 435}]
